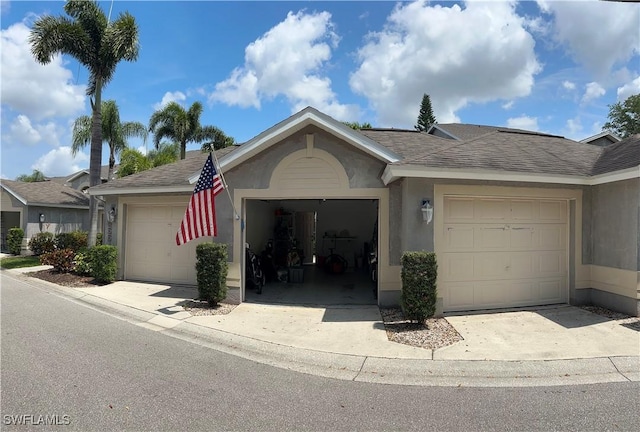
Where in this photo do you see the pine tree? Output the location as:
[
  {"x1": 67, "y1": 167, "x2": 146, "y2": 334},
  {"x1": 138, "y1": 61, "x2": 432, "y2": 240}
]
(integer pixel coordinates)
[{"x1": 415, "y1": 94, "x2": 437, "y2": 132}]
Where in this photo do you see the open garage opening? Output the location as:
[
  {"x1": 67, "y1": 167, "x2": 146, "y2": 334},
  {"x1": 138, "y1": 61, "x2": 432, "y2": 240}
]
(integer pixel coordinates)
[{"x1": 244, "y1": 198, "x2": 379, "y2": 306}]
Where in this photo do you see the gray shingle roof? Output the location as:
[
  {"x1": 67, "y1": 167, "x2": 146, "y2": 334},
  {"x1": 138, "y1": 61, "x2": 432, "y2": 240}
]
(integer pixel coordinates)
[
  {"x1": 396, "y1": 130, "x2": 604, "y2": 176},
  {"x1": 591, "y1": 134, "x2": 640, "y2": 175},
  {"x1": 431, "y1": 123, "x2": 558, "y2": 141},
  {"x1": 1, "y1": 179, "x2": 89, "y2": 207},
  {"x1": 90, "y1": 147, "x2": 238, "y2": 191},
  {"x1": 359, "y1": 129, "x2": 452, "y2": 160}
]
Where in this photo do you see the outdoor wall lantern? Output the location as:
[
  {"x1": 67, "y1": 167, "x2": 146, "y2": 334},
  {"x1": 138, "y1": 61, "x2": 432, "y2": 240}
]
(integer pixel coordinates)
[
  {"x1": 39, "y1": 213, "x2": 45, "y2": 223},
  {"x1": 421, "y1": 199, "x2": 433, "y2": 224},
  {"x1": 107, "y1": 206, "x2": 117, "y2": 223}
]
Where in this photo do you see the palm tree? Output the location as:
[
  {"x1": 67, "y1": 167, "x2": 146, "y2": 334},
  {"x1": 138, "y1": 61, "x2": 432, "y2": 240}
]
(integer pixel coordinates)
[
  {"x1": 16, "y1": 170, "x2": 47, "y2": 182},
  {"x1": 149, "y1": 101, "x2": 232, "y2": 160},
  {"x1": 29, "y1": 0, "x2": 139, "y2": 246},
  {"x1": 72, "y1": 100, "x2": 148, "y2": 180},
  {"x1": 117, "y1": 142, "x2": 179, "y2": 178}
]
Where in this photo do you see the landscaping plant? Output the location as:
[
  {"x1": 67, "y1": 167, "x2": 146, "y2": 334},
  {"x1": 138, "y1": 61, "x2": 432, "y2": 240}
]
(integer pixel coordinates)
[
  {"x1": 28, "y1": 232, "x2": 55, "y2": 256},
  {"x1": 6, "y1": 227, "x2": 24, "y2": 255},
  {"x1": 401, "y1": 251, "x2": 438, "y2": 323},
  {"x1": 40, "y1": 248, "x2": 76, "y2": 273},
  {"x1": 195, "y1": 242, "x2": 229, "y2": 306},
  {"x1": 88, "y1": 245, "x2": 117, "y2": 283},
  {"x1": 55, "y1": 231, "x2": 88, "y2": 252}
]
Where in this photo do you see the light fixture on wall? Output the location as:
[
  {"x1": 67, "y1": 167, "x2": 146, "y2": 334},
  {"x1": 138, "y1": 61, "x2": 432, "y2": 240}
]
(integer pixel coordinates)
[
  {"x1": 39, "y1": 213, "x2": 45, "y2": 223},
  {"x1": 107, "y1": 205, "x2": 117, "y2": 223},
  {"x1": 420, "y1": 199, "x2": 433, "y2": 224}
]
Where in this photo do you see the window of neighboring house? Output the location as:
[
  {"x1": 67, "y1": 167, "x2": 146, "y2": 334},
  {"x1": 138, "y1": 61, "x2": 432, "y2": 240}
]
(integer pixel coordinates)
[{"x1": 81, "y1": 186, "x2": 89, "y2": 194}]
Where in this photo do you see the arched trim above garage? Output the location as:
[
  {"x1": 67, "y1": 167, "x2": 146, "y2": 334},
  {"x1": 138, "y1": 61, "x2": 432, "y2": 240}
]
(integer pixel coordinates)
[{"x1": 270, "y1": 148, "x2": 350, "y2": 191}]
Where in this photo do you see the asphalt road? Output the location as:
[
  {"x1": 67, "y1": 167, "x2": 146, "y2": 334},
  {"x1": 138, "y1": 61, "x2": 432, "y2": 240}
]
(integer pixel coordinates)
[{"x1": 1, "y1": 272, "x2": 639, "y2": 432}]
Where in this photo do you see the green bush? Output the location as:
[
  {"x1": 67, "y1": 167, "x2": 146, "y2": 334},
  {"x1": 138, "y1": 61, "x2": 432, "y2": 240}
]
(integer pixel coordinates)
[
  {"x1": 88, "y1": 245, "x2": 117, "y2": 283},
  {"x1": 196, "y1": 242, "x2": 228, "y2": 306},
  {"x1": 40, "y1": 248, "x2": 75, "y2": 273},
  {"x1": 401, "y1": 251, "x2": 438, "y2": 323},
  {"x1": 6, "y1": 227, "x2": 24, "y2": 255},
  {"x1": 96, "y1": 232, "x2": 103, "y2": 246},
  {"x1": 55, "y1": 231, "x2": 88, "y2": 252},
  {"x1": 73, "y1": 248, "x2": 92, "y2": 276},
  {"x1": 28, "y1": 232, "x2": 55, "y2": 256}
]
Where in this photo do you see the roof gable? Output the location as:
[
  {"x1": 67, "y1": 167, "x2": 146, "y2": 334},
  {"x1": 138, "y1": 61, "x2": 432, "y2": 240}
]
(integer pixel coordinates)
[{"x1": 217, "y1": 106, "x2": 401, "y2": 174}]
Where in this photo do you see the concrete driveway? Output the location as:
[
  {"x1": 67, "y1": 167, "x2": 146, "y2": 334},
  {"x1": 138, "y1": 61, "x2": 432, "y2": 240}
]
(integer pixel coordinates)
[
  {"x1": 70, "y1": 281, "x2": 640, "y2": 362},
  {"x1": 436, "y1": 305, "x2": 640, "y2": 360}
]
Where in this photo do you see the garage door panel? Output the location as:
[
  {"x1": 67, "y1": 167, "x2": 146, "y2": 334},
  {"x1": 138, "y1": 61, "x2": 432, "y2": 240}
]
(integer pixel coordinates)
[
  {"x1": 477, "y1": 198, "x2": 509, "y2": 221},
  {"x1": 126, "y1": 205, "x2": 199, "y2": 285},
  {"x1": 445, "y1": 198, "x2": 475, "y2": 221},
  {"x1": 478, "y1": 226, "x2": 510, "y2": 249},
  {"x1": 441, "y1": 196, "x2": 568, "y2": 312},
  {"x1": 539, "y1": 200, "x2": 566, "y2": 221},
  {"x1": 444, "y1": 225, "x2": 475, "y2": 250},
  {"x1": 442, "y1": 254, "x2": 475, "y2": 281}
]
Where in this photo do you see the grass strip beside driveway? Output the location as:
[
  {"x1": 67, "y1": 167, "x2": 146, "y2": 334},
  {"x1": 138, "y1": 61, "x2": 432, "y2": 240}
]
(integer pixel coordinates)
[{"x1": 0, "y1": 255, "x2": 41, "y2": 269}]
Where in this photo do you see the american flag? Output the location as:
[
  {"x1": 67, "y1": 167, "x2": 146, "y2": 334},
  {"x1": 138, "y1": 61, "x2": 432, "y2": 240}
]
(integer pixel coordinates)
[{"x1": 176, "y1": 154, "x2": 224, "y2": 245}]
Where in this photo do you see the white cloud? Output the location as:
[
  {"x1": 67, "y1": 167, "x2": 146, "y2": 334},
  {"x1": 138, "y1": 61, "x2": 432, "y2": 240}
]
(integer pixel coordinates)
[
  {"x1": 538, "y1": 0, "x2": 640, "y2": 79},
  {"x1": 565, "y1": 117, "x2": 583, "y2": 139},
  {"x1": 506, "y1": 115, "x2": 539, "y2": 131},
  {"x1": 32, "y1": 146, "x2": 88, "y2": 177},
  {"x1": 582, "y1": 82, "x2": 605, "y2": 104},
  {"x1": 349, "y1": 1, "x2": 540, "y2": 127},
  {"x1": 562, "y1": 81, "x2": 576, "y2": 91},
  {"x1": 4, "y1": 115, "x2": 66, "y2": 147},
  {"x1": 153, "y1": 91, "x2": 187, "y2": 110},
  {"x1": 0, "y1": 21, "x2": 86, "y2": 120},
  {"x1": 502, "y1": 101, "x2": 514, "y2": 110},
  {"x1": 616, "y1": 76, "x2": 640, "y2": 102},
  {"x1": 210, "y1": 10, "x2": 359, "y2": 120},
  {"x1": 10, "y1": 115, "x2": 41, "y2": 145}
]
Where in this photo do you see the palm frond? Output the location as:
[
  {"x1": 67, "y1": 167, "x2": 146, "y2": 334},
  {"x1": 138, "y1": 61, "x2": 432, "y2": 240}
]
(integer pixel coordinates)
[{"x1": 71, "y1": 115, "x2": 92, "y2": 155}]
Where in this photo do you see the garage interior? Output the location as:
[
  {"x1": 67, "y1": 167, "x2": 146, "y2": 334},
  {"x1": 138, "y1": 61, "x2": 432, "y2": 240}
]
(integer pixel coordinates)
[{"x1": 244, "y1": 199, "x2": 379, "y2": 305}]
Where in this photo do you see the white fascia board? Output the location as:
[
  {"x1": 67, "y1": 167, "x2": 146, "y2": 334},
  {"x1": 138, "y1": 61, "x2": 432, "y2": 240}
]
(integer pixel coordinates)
[
  {"x1": 382, "y1": 165, "x2": 640, "y2": 186},
  {"x1": 588, "y1": 166, "x2": 640, "y2": 185},
  {"x1": 427, "y1": 125, "x2": 459, "y2": 140},
  {"x1": 88, "y1": 185, "x2": 193, "y2": 196},
  {"x1": 30, "y1": 203, "x2": 89, "y2": 209},
  {"x1": 199, "y1": 109, "x2": 401, "y2": 184},
  {"x1": 0, "y1": 185, "x2": 27, "y2": 205}
]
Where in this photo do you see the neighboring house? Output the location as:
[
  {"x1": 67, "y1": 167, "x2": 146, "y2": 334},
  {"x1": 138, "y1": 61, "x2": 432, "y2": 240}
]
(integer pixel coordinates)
[
  {"x1": 0, "y1": 179, "x2": 90, "y2": 252},
  {"x1": 49, "y1": 165, "x2": 114, "y2": 193},
  {"x1": 580, "y1": 131, "x2": 621, "y2": 147},
  {"x1": 90, "y1": 107, "x2": 640, "y2": 317}
]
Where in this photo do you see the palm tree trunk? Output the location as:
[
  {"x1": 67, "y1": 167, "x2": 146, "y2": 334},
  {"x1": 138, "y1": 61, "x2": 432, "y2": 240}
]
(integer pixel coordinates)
[
  {"x1": 88, "y1": 80, "x2": 103, "y2": 247},
  {"x1": 108, "y1": 144, "x2": 116, "y2": 181},
  {"x1": 180, "y1": 140, "x2": 186, "y2": 160}
]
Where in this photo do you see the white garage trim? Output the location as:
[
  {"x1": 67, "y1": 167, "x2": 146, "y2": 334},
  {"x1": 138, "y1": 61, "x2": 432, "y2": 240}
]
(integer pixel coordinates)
[{"x1": 434, "y1": 185, "x2": 585, "y2": 312}]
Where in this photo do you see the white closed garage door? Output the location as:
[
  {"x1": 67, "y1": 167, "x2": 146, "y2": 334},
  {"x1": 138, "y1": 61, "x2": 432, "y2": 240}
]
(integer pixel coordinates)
[
  {"x1": 125, "y1": 204, "x2": 207, "y2": 285},
  {"x1": 440, "y1": 196, "x2": 568, "y2": 312}
]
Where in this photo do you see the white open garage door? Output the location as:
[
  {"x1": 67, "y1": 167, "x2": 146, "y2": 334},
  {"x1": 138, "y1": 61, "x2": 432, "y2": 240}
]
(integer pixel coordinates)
[
  {"x1": 440, "y1": 196, "x2": 568, "y2": 312},
  {"x1": 125, "y1": 204, "x2": 206, "y2": 285}
]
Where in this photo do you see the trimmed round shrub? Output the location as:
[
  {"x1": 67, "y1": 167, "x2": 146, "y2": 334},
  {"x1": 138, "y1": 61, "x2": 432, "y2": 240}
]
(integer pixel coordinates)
[
  {"x1": 88, "y1": 245, "x2": 117, "y2": 283},
  {"x1": 28, "y1": 232, "x2": 55, "y2": 256},
  {"x1": 196, "y1": 242, "x2": 229, "y2": 306},
  {"x1": 6, "y1": 227, "x2": 24, "y2": 255}
]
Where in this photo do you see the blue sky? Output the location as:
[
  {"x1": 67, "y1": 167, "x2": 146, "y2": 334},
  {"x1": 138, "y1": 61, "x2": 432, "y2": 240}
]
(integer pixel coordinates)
[{"x1": 1, "y1": 0, "x2": 639, "y2": 179}]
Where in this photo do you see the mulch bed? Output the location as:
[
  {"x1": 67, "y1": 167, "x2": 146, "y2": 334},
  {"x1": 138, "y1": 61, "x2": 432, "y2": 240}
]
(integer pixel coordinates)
[
  {"x1": 27, "y1": 269, "x2": 107, "y2": 287},
  {"x1": 379, "y1": 308, "x2": 464, "y2": 350}
]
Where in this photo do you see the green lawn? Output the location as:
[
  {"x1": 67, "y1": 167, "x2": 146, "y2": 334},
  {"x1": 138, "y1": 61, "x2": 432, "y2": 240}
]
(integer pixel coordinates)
[{"x1": 0, "y1": 255, "x2": 41, "y2": 269}]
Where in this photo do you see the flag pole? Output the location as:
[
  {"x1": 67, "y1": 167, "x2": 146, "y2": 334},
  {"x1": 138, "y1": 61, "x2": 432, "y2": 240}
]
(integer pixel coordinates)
[{"x1": 210, "y1": 150, "x2": 241, "y2": 221}]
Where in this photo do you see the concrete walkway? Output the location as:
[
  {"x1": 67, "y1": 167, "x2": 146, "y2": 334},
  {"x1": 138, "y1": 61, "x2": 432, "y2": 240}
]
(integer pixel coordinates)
[{"x1": 3, "y1": 267, "x2": 639, "y2": 387}]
